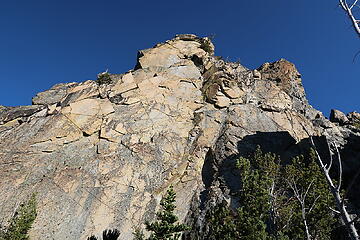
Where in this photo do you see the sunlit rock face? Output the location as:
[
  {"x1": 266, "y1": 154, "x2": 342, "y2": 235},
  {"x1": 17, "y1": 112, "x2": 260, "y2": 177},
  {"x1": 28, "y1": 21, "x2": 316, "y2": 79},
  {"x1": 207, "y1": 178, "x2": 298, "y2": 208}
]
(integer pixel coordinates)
[{"x1": 0, "y1": 34, "x2": 359, "y2": 240}]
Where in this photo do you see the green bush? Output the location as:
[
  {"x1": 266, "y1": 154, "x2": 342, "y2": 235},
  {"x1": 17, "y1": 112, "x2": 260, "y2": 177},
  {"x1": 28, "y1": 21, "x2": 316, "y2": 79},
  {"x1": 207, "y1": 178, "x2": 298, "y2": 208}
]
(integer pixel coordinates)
[
  {"x1": 135, "y1": 185, "x2": 189, "y2": 240},
  {"x1": 87, "y1": 229, "x2": 120, "y2": 240},
  {"x1": 203, "y1": 147, "x2": 337, "y2": 239},
  {"x1": 0, "y1": 194, "x2": 37, "y2": 240},
  {"x1": 199, "y1": 38, "x2": 214, "y2": 55},
  {"x1": 96, "y1": 72, "x2": 112, "y2": 85},
  {"x1": 132, "y1": 228, "x2": 145, "y2": 240},
  {"x1": 205, "y1": 201, "x2": 238, "y2": 240},
  {"x1": 353, "y1": 121, "x2": 360, "y2": 129}
]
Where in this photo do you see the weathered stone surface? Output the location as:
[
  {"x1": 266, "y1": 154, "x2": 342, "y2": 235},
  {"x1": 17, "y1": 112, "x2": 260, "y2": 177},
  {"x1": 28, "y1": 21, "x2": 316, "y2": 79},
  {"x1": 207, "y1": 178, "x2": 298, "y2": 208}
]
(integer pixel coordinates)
[
  {"x1": 60, "y1": 81, "x2": 99, "y2": 107},
  {"x1": 0, "y1": 105, "x2": 46, "y2": 124},
  {"x1": 61, "y1": 98, "x2": 115, "y2": 135},
  {"x1": 347, "y1": 111, "x2": 360, "y2": 121},
  {"x1": 255, "y1": 80, "x2": 292, "y2": 112},
  {"x1": 32, "y1": 83, "x2": 77, "y2": 105},
  {"x1": 214, "y1": 94, "x2": 230, "y2": 108},
  {"x1": 222, "y1": 86, "x2": 244, "y2": 99},
  {"x1": 111, "y1": 77, "x2": 138, "y2": 95},
  {"x1": 0, "y1": 35, "x2": 359, "y2": 240},
  {"x1": 330, "y1": 109, "x2": 349, "y2": 125},
  {"x1": 258, "y1": 59, "x2": 304, "y2": 99}
]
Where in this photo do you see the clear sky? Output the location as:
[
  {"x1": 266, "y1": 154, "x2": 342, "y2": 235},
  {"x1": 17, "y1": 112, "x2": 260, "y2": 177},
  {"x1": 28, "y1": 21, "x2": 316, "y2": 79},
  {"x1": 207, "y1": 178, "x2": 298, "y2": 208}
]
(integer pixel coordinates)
[{"x1": 0, "y1": 0, "x2": 359, "y2": 116}]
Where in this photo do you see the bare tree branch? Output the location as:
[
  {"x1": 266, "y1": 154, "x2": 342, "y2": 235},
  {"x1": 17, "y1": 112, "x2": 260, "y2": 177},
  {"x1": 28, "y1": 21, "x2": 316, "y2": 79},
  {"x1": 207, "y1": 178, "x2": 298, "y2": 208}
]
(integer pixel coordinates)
[
  {"x1": 349, "y1": 215, "x2": 360, "y2": 225},
  {"x1": 352, "y1": 49, "x2": 360, "y2": 62},
  {"x1": 310, "y1": 136, "x2": 359, "y2": 240},
  {"x1": 340, "y1": 0, "x2": 360, "y2": 37},
  {"x1": 350, "y1": 0, "x2": 359, "y2": 9},
  {"x1": 308, "y1": 195, "x2": 321, "y2": 214},
  {"x1": 326, "y1": 140, "x2": 334, "y2": 171},
  {"x1": 303, "y1": 180, "x2": 315, "y2": 200},
  {"x1": 335, "y1": 145, "x2": 343, "y2": 192},
  {"x1": 330, "y1": 206, "x2": 341, "y2": 214},
  {"x1": 286, "y1": 178, "x2": 314, "y2": 240}
]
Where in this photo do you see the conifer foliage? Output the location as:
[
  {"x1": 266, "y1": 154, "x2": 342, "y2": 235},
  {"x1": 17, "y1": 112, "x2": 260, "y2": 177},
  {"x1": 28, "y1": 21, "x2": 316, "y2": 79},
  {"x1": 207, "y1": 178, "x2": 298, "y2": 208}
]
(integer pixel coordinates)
[
  {"x1": 0, "y1": 194, "x2": 37, "y2": 240},
  {"x1": 204, "y1": 147, "x2": 339, "y2": 239},
  {"x1": 282, "y1": 151, "x2": 336, "y2": 239},
  {"x1": 235, "y1": 148, "x2": 287, "y2": 239},
  {"x1": 90, "y1": 186, "x2": 188, "y2": 240},
  {"x1": 144, "y1": 185, "x2": 189, "y2": 240},
  {"x1": 87, "y1": 229, "x2": 121, "y2": 240},
  {"x1": 205, "y1": 201, "x2": 238, "y2": 240}
]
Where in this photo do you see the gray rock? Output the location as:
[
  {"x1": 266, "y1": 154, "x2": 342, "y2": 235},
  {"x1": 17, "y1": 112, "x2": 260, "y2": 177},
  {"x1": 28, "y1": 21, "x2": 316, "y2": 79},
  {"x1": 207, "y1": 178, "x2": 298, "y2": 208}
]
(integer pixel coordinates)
[
  {"x1": 0, "y1": 105, "x2": 45, "y2": 124},
  {"x1": 330, "y1": 109, "x2": 349, "y2": 125},
  {"x1": 347, "y1": 111, "x2": 360, "y2": 122},
  {"x1": 0, "y1": 35, "x2": 359, "y2": 240},
  {"x1": 32, "y1": 83, "x2": 77, "y2": 105}
]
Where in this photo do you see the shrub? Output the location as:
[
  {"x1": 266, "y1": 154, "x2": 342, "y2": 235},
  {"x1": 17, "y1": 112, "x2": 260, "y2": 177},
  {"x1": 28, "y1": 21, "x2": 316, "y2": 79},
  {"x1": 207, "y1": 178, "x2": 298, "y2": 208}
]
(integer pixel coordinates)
[
  {"x1": 135, "y1": 185, "x2": 189, "y2": 240},
  {"x1": 205, "y1": 201, "x2": 238, "y2": 240},
  {"x1": 96, "y1": 72, "x2": 112, "y2": 85},
  {"x1": 199, "y1": 38, "x2": 214, "y2": 55},
  {"x1": 203, "y1": 147, "x2": 337, "y2": 239},
  {"x1": 132, "y1": 228, "x2": 145, "y2": 240},
  {"x1": 87, "y1": 228, "x2": 120, "y2": 240},
  {"x1": 0, "y1": 194, "x2": 37, "y2": 240}
]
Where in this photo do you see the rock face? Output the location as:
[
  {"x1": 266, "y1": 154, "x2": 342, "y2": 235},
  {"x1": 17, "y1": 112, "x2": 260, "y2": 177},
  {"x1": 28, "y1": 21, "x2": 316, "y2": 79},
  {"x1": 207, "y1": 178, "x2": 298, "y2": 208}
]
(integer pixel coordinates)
[
  {"x1": 0, "y1": 34, "x2": 359, "y2": 240},
  {"x1": 330, "y1": 109, "x2": 349, "y2": 125}
]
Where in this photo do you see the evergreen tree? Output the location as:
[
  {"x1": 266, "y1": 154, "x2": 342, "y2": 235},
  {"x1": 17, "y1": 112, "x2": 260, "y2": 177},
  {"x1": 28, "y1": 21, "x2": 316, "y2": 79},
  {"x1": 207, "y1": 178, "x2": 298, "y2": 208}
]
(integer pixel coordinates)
[
  {"x1": 204, "y1": 147, "x2": 338, "y2": 239},
  {"x1": 87, "y1": 228, "x2": 120, "y2": 240},
  {"x1": 282, "y1": 150, "x2": 337, "y2": 240},
  {"x1": 205, "y1": 201, "x2": 239, "y2": 240},
  {"x1": 1, "y1": 194, "x2": 37, "y2": 240},
  {"x1": 145, "y1": 185, "x2": 189, "y2": 240},
  {"x1": 132, "y1": 228, "x2": 145, "y2": 240},
  {"x1": 235, "y1": 147, "x2": 283, "y2": 239}
]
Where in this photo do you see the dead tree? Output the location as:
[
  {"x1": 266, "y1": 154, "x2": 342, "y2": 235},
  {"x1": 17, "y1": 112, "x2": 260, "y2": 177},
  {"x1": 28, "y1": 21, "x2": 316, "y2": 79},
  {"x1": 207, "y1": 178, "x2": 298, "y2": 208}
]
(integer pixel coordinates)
[
  {"x1": 340, "y1": 0, "x2": 360, "y2": 37},
  {"x1": 286, "y1": 178, "x2": 318, "y2": 240},
  {"x1": 310, "y1": 137, "x2": 359, "y2": 240}
]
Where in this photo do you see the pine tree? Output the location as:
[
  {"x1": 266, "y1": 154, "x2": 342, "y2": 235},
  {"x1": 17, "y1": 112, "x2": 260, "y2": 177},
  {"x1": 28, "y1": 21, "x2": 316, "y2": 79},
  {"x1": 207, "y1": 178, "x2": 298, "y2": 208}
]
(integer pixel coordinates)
[
  {"x1": 87, "y1": 228, "x2": 120, "y2": 240},
  {"x1": 204, "y1": 147, "x2": 338, "y2": 239},
  {"x1": 235, "y1": 147, "x2": 281, "y2": 240},
  {"x1": 282, "y1": 151, "x2": 337, "y2": 240},
  {"x1": 1, "y1": 194, "x2": 37, "y2": 240},
  {"x1": 132, "y1": 228, "x2": 145, "y2": 240},
  {"x1": 205, "y1": 201, "x2": 239, "y2": 240},
  {"x1": 145, "y1": 185, "x2": 189, "y2": 240}
]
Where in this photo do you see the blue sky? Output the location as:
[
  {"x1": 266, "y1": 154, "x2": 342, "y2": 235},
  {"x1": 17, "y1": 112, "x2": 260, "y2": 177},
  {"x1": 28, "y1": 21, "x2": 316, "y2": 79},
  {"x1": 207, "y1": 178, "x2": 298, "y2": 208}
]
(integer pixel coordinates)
[{"x1": 0, "y1": 0, "x2": 359, "y2": 116}]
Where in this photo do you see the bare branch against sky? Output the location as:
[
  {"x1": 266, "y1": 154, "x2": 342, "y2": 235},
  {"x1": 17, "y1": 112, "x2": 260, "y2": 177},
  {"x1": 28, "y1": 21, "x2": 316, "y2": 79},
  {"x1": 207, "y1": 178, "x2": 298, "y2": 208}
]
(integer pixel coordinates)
[{"x1": 340, "y1": 0, "x2": 360, "y2": 37}]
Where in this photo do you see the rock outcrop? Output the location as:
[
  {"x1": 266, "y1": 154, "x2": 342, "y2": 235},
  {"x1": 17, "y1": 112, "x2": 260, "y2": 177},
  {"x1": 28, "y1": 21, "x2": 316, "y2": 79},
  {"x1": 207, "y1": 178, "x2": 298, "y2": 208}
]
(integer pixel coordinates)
[{"x1": 0, "y1": 34, "x2": 359, "y2": 239}]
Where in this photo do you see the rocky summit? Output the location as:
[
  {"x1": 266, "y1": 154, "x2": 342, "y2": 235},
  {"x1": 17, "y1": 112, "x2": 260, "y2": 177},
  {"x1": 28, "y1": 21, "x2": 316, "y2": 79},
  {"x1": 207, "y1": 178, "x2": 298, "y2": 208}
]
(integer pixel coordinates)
[{"x1": 0, "y1": 34, "x2": 359, "y2": 239}]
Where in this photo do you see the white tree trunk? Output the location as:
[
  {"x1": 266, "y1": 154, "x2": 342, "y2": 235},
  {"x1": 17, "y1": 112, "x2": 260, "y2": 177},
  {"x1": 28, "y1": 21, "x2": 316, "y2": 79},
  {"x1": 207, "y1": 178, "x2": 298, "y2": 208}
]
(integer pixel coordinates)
[
  {"x1": 310, "y1": 137, "x2": 359, "y2": 240},
  {"x1": 340, "y1": 0, "x2": 360, "y2": 37}
]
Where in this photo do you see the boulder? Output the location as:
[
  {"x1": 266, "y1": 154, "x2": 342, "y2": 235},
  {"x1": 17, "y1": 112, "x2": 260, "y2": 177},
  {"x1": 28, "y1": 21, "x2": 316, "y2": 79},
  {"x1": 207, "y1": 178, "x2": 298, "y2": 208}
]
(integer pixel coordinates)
[{"x1": 330, "y1": 109, "x2": 349, "y2": 125}]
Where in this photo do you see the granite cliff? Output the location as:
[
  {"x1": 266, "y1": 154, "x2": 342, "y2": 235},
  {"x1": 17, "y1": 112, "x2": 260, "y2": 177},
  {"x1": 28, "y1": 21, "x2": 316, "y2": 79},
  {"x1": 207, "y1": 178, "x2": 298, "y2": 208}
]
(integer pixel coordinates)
[{"x1": 0, "y1": 34, "x2": 359, "y2": 239}]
